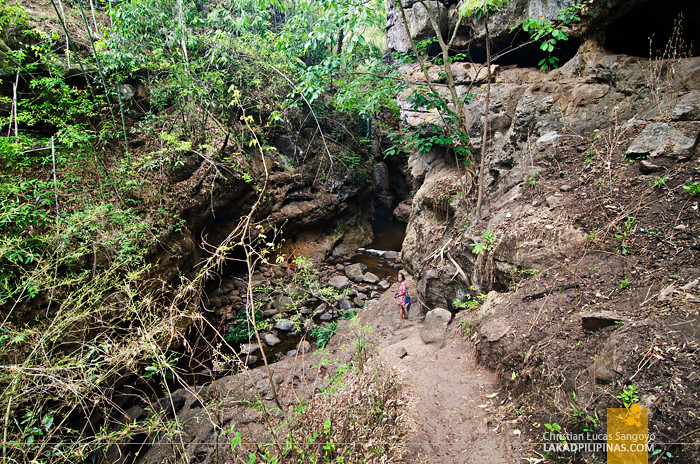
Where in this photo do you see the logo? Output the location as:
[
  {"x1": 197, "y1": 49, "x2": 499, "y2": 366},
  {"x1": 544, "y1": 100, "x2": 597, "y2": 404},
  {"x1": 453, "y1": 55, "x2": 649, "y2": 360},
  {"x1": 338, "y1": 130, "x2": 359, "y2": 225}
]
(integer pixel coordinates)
[{"x1": 607, "y1": 403, "x2": 651, "y2": 464}]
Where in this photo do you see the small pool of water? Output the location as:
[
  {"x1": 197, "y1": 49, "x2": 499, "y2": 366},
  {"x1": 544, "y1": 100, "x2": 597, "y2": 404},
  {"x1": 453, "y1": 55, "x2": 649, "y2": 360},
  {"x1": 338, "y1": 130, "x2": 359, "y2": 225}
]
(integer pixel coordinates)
[
  {"x1": 350, "y1": 219, "x2": 406, "y2": 281},
  {"x1": 368, "y1": 218, "x2": 407, "y2": 251}
]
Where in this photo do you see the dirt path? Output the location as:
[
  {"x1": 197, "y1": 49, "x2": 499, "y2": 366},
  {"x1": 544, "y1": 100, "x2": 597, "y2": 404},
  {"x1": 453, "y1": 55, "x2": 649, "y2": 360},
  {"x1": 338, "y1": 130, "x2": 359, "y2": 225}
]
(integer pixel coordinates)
[{"x1": 359, "y1": 279, "x2": 524, "y2": 463}]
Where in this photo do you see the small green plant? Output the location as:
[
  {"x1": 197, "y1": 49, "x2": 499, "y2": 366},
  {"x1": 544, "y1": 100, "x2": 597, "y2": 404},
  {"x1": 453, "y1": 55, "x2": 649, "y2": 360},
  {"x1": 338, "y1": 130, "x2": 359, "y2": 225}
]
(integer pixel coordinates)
[
  {"x1": 615, "y1": 217, "x2": 637, "y2": 255},
  {"x1": 470, "y1": 229, "x2": 496, "y2": 255},
  {"x1": 311, "y1": 321, "x2": 338, "y2": 348},
  {"x1": 617, "y1": 385, "x2": 639, "y2": 408},
  {"x1": 453, "y1": 287, "x2": 486, "y2": 310},
  {"x1": 525, "y1": 173, "x2": 538, "y2": 187},
  {"x1": 682, "y1": 182, "x2": 700, "y2": 196},
  {"x1": 508, "y1": 266, "x2": 540, "y2": 280},
  {"x1": 544, "y1": 422, "x2": 567, "y2": 443},
  {"x1": 458, "y1": 317, "x2": 471, "y2": 337},
  {"x1": 619, "y1": 278, "x2": 630, "y2": 290},
  {"x1": 650, "y1": 175, "x2": 668, "y2": 189}
]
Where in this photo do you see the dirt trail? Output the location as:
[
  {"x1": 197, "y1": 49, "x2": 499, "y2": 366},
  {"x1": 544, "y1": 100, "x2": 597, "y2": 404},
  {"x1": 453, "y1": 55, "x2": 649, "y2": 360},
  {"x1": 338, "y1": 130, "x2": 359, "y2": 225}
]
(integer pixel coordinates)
[{"x1": 359, "y1": 278, "x2": 524, "y2": 463}]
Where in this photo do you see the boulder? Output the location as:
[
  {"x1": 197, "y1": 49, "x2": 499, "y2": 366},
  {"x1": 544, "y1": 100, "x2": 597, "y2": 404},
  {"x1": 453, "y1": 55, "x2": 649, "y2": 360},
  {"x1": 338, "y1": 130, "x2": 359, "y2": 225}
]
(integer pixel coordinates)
[
  {"x1": 328, "y1": 275, "x2": 352, "y2": 290},
  {"x1": 378, "y1": 280, "x2": 391, "y2": 290},
  {"x1": 672, "y1": 91, "x2": 700, "y2": 121},
  {"x1": 319, "y1": 312, "x2": 334, "y2": 321},
  {"x1": 479, "y1": 317, "x2": 511, "y2": 342},
  {"x1": 625, "y1": 122, "x2": 699, "y2": 160},
  {"x1": 393, "y1": 201, "x2": 412, "y2": 223},
  {"x1": 240, "y1": 343, "x2": 261, "y2": 355},
  {"x1": 420, "y1": 308, "x2": 453, "y2": 343},
  {"x1": 383, "y1": 250, "x2": 400, "y2": 260},
  {"x1": 273, "y1": 319, "x2": 296, "y2": 332},
  {"x1": 338, "y1": 298, "x2": 354, "y2": 310},
  {"x1": 362, "y1": 272, "x2": 380, "y2": 284},
  {"x1": 263, "y1": 333, "x2": 281, "y2": 347},
  {"x1": 344, "y1": 263, "x2": 367, "y2": 282}
]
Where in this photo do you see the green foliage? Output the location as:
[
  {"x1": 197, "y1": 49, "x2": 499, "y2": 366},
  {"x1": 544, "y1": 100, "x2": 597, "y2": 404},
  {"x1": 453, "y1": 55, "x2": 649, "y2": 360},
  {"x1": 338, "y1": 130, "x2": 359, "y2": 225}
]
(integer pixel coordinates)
[
  {"x1": 617, "y1": 385, "x2": 639, "y2": 408},
  {"x1": 525, "y1": 173, "x2": 538, "y2": 187},
  {"x1": 459, "y1": 0, "x2": 509, "y2": 18},
  {"x1": 682, "y1": 182, "x2": 700, "y2": 195},
  {"x1": 615, "y1": 217, "x2": 636, "y2": 255},
  {"x1": 402, "y1": 87, "x2": 473, "y2": 163},
  {"x1": 311, "y1": 321, "x2": 338, "y2": 348},
  {"x1": 470, "y1": 229, "x2": 496, "y2": 255},
  {"x1": 650, "y1": 175, "x2": 668, "y2": 189},
  {"x1": 619, "y1": 278, "x2": 630, "y2": 290},
  {"x1": 458, "y1": 317, "x2": 472, "y2": 338},
  {"x1": 512, "y1": 1, "x2": 591, "y2": 71},
  {"x1": 453, "y1": 287, "x2": 486, "y2": 310},
  {"x1": 225, "y1": 309, "x2": 269, "y2": 343}
]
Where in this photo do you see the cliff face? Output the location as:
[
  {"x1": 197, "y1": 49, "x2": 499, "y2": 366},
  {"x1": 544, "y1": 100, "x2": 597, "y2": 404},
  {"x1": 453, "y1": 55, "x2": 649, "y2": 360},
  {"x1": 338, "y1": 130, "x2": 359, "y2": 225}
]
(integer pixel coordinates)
[
  {"x1": 392, "y1": 2, "x2": 699, "y2": 457},
  {"x1": 391, "y1": 0, "x2": 700, "y2": 308}
]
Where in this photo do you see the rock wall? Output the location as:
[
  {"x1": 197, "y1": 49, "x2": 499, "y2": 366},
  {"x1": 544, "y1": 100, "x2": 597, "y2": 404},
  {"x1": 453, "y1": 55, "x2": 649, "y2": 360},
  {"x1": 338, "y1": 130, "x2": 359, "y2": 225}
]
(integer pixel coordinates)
[{"x1": 392, "y1": 1, "x2": 700, "y2": 311}]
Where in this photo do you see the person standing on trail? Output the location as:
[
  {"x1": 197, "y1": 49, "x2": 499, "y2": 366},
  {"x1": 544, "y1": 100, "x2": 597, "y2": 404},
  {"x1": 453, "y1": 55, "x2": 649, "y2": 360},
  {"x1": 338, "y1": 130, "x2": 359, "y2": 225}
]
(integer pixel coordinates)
[{"x1": 395, "y1": 272, "x2": 408, "y2": 320}]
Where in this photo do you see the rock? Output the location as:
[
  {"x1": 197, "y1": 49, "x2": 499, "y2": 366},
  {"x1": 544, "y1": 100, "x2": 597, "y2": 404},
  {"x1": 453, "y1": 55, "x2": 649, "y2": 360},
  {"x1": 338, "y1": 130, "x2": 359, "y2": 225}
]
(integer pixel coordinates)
[
  {"x1": 545, "y1": 194, "x2": 565, "y2": 209},
  {"x1": 393, "y1": 201, "x2": 412, "y2": 223},
  {"x1": 479, "y1": 317, "x2": 511, "y2": 342},
  {"x1": 338, "y1": 298, "x2": 354, "y2": 310},
  {"x1": 273, "y1": 319, "x2": 296, "y2": 332},
  {"x1": 319, "y1": 312, "x2": 334, "y2": 321},
  {"x1": 344, "y1": 263, "x2": 367, "y2": 282},
  {"x1": 383, "y1": 250, "x2": 399, "y2": 260},
  {"x1": 250, "y1": 273, "x2": 266, "y2": 288},
  {"x1": 297, "y1": 340, "x2": 311, "y2": 354},
  {"x1": 244, "y1": 355, "x2": 259, "y2": 366},
  {"x1": 262, "y1": 308, "x2": 278, "y2": 318},
  {"x1": 314, "y1": 302, "x2": 329, "y2": 314},
  {"x1": 272, "y1": 294, "x2": 294, "y2": 312},
  {"x1": 328, "y1": 275, "x2": 352, "y2": 290},
  {"x1": 672, "y1": 91, "x2": 700, "y2": 121},
  {"x1": 420, "y1": 308, "x2": 452, "y2": 344},
  {"x1": 263, "y1": 334, "x2": 281, "y2": 347},
  {"x1": 370, "y1": 291, "x2": 382, "y2": 299},
  {"x1": 559, "y1": 184, "x2": 574, "y2": 192},
  {"x1": 353, "y1": 296, "x2": 366, "y2": 307},
  {"x1": 386, "y1": 0, "x2": 448, "y2": 53},
  {"x1": 581, "y1": 311, "x2": 630, "y2": 331},
  {"x1": 477, "y1": 291, "x2": 503, "y2": 318},
  {"x1": 378, "y1": 280, "x2": 391, "y2": 290},
  {"x1": 625, "y1": 122, "x2": 698, "y2": 160},
  {"x1": 396, "y1": 347, "x2": 408, "y2": 358},
  {"x1": 681, "y1": 279, "x2": 700, "y2": 291},
  {"x1": 408, "y1": 302, "x2": 423, "y2": 320},
  {"x1": 240, "y1": 343, "x2": 261, "y2": 355},
  {"x1": 639, "y1": 160, "x2": 663, "y2": 174},
  {"x1": 590, "y1": 325, "x2": 640, "y2": 384},
  {"x1": 362, "y1": 272, "x2": 380, "y2": 284},
  {"x1": 450, "y1": 62, "x2": 498, "y2": 85},
  {"x1": 658, "y1": 284, "x2": 677, "y2": 302}
]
